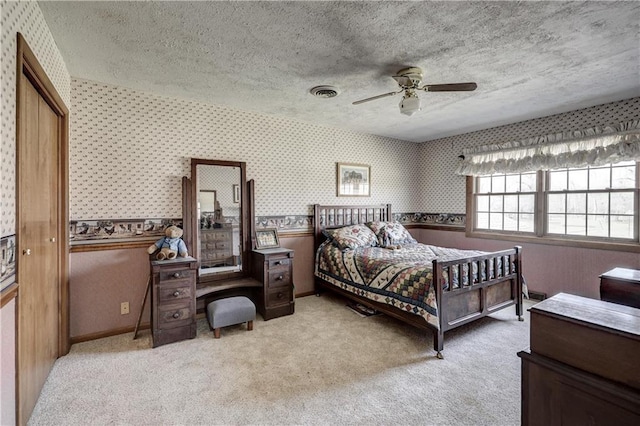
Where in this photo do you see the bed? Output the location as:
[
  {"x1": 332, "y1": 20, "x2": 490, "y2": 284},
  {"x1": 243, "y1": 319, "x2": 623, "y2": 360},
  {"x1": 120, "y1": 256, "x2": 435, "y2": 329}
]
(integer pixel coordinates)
[{"x1": 313, "y1": 204, "x2": 524, "y2": 359}]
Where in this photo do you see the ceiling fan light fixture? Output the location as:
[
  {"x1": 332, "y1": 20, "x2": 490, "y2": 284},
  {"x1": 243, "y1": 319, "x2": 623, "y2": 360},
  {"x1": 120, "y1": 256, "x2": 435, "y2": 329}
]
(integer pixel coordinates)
[{"x1": 399, "y1": 92, "x2": 421, "y2": 116}]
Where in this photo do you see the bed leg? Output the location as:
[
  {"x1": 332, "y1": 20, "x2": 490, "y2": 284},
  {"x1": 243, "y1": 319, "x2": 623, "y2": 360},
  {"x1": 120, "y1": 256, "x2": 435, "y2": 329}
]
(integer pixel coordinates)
[
  {"x1": 433, "y1": 329, "x2": 444, "y2": 360},
  {"x1": 516, "y1": 297, "x2": 524, "y2": 321},
  {"x1": 516, "y1": 303, "x2": 524, "y2": 321},
  {"x1": 314, "y1": 278, "x2": 324, "y2": 297}
]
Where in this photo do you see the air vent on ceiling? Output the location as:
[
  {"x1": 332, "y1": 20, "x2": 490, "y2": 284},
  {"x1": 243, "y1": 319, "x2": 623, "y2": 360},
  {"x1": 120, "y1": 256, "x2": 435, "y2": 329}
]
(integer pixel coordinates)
[{"x1": 309, "y1": 86, "x2": 340, "y2": 98}]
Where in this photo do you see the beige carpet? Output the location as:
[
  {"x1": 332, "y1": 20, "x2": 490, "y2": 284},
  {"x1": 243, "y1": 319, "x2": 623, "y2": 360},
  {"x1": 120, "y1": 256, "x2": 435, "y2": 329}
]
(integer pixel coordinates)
[{"x1": 29, "y1": 293, "x2": 534, "y2": 425}]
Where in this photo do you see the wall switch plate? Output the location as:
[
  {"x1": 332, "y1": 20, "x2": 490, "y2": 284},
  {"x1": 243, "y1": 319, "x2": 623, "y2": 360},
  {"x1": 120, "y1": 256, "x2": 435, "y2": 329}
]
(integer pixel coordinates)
[{"x1": 120, "y1": 302, "x2": 130, "y2": 315}]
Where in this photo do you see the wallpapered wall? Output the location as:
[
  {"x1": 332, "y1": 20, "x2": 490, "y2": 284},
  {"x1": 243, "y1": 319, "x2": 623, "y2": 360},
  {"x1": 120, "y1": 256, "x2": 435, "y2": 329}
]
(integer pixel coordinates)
[
  {"x1": 69, "y1": 78, "x2": 421, "y2": 221},
  {"x1": 419, "y1": 97, "x2": 640, "y2": 213},
  {"x1": 70, "y1": 76, "x2": 640, "y2": 223},
  {"x1": 1, "y1": 1, "x2": 71, "y2": 238}
]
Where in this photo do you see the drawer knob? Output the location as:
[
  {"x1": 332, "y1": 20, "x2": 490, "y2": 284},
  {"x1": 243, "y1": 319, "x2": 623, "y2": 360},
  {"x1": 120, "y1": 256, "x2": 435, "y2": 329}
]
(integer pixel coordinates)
[
  {"x1": 172, "y1": 312, "x2": 180, "y2": 319},
  {"x1": 173, "y1": 291, "x2": 180, "y2": 297},
  {"x1": 276, "y1": 275, "x2": 283, "y2": 281},
  {"x1": 274, "y1": 261, "x2": 282, "y2": 265},
  {"x1": 173, "y1": 272, "x2": 181, "y2": 278},
  {"x1": 277, "y1": 292, "x2": 284, "y2": 299}
]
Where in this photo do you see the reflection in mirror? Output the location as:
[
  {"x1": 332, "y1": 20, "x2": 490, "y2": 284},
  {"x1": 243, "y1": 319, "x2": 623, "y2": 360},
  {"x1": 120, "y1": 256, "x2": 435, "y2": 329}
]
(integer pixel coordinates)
[{"x1": 197, "y1": 164, "x2": 242, "y2": 276}]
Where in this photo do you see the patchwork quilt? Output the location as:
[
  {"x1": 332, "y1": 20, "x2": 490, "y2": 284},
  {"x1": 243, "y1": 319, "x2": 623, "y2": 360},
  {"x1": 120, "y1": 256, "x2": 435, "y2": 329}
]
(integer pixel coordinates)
[{"x1": 315, "y1": 241, "x2": 497, "y2": 328}]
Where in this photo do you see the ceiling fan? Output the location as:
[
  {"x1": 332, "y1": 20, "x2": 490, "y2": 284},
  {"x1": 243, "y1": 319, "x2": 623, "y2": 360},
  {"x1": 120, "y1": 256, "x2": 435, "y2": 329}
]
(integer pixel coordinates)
[{"x1": 352, "y1": 66, "x2": 477, "y2": 116}]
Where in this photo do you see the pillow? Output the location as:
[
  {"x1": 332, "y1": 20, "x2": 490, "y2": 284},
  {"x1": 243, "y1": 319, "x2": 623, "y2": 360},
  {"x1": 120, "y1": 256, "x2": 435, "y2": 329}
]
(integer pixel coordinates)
[
  {"x1": 323, "y1": 224, "x2": 378, "y2": 250},
  {"x1": 366, "y1": 221, "x2": 417, "y2": 247}
]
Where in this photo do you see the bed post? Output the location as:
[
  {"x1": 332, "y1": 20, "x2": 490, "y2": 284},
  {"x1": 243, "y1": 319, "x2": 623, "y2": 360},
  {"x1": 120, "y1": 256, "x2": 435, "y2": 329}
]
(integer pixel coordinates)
[
  {"x1": 432, "y1": 258, "x2": 444, "y2": 359},
  {"x1": 313, "y1": 204, "x2": 323, "y2": 296},
  {"x1": 313, "y1": 204, "x2": 321, "y2": 250},
  {"x1": 514, "y1": 246, "x2": 524, "y2": 321}
]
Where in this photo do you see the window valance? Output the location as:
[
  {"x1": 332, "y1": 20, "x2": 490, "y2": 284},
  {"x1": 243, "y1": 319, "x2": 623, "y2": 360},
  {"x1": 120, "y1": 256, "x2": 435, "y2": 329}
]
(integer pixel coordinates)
[{"x1": 455, "y1": 120, "x2": 640, "y2": 176}]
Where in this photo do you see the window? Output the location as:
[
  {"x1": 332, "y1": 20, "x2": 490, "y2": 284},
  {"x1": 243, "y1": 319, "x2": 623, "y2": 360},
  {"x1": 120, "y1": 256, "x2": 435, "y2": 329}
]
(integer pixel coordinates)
[
  {"x1": 475, "y1": 172, "x2": 537, "y2": 233},
  {"x1": 470, "y1": 162, "x2": 639, "y2": 246}
]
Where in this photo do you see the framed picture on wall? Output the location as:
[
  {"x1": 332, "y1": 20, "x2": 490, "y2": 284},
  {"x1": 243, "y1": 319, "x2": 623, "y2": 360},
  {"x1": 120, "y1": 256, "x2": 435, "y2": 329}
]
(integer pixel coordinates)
[
  {"x1": 336, "y1": 162, "x2": 370, "y2": 197},
  {"x1": 232, "y1": 184, "x2": 240, "y2": 203},
  {"x1": 255, "y1": 228, "x2": 280, "y2": 249}
]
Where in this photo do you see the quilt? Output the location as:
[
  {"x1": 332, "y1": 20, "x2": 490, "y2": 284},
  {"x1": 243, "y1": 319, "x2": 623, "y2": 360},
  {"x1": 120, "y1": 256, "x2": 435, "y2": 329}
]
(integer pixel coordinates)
[{"x1": 315, "y1": 241, "x2": 502, "y2": 328}]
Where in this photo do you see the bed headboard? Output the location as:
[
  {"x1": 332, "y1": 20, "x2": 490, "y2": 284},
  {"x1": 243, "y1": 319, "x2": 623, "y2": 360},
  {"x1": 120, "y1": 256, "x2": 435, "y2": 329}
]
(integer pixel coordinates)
[{"x1": 313, "y1": 204, "x2": 392, "y2": 250}]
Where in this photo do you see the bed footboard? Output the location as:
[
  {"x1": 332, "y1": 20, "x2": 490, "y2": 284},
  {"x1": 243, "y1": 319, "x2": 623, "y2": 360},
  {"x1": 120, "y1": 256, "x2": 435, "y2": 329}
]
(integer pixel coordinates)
[{"x1": 431, "y1": 246, "x2": 523, "y2": 357}]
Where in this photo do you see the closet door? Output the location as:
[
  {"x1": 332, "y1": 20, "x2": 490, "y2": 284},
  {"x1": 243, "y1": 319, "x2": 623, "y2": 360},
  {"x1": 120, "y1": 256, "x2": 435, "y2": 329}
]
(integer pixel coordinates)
[
  {"x1": 16, "y1": 33, "x2": 69, "y2": 426},
  {"x1": 17, "y1": 70, "x2": 60, "y2": 426}
]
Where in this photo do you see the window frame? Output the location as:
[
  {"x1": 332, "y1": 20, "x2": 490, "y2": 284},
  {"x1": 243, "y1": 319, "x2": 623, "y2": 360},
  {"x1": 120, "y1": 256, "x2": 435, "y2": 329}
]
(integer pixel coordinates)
[{"x1": 465, "y1": 162, "x2": 640, "y2": 253}]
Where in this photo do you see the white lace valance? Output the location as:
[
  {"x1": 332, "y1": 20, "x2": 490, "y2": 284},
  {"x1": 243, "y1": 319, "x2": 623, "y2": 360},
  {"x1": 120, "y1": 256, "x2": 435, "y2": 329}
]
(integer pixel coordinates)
[{"x1": 455, "y1": 120, "x2": 640, "y2": 176}]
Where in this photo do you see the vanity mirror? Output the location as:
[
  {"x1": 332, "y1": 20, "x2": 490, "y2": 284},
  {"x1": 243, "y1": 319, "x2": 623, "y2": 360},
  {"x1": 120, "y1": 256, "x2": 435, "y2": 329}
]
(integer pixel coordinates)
[{"x1": 185, "y1": 159, "x2": 250, "y2": 286}]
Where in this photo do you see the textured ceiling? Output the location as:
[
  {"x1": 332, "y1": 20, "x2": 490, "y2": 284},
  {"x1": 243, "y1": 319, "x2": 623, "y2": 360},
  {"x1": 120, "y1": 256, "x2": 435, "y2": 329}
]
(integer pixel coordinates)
[{"x1": 39, "y1": 1, "x2": 640, "y2": 142}]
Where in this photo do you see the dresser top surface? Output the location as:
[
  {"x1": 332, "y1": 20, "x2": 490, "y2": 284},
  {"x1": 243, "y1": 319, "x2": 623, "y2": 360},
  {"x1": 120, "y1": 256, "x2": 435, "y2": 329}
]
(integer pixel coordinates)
[
  {"x1": 151, "y1": 256, "x2": 197, "y2": 266},
  {"x1": 253, "y1": 248, "x2": 293, "y2": 255},
  {"x1": 600, "y1": 267, "x2": 640, "y2": 282},
  {"x1": 530, "y1": 293, "x2": 640, "y2": 338}
]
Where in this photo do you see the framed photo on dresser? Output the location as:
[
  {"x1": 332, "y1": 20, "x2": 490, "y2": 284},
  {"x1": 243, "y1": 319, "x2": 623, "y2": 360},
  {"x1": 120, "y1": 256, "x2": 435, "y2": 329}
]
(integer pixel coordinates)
[{"x1": 255, "y1": 228, "x2": 280, "y2": 249}]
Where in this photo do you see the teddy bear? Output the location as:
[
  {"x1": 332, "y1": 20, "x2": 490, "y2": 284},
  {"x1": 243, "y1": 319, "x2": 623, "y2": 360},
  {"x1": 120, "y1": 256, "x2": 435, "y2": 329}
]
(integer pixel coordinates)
[{"x1": 147, "y1": 225, "x2": 188, "y2": 260}]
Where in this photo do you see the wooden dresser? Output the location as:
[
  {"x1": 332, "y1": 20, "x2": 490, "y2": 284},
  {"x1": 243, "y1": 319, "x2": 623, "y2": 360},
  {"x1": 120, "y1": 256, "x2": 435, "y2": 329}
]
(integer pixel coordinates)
[
  {"x1": 252, "y1": 248, "x2": 295, "y2": 320},
  {"x1": 200, "y1": 225, "x2": 233, "y2": 268},
  {"x1": 518, "y1": 293, "x2": 640, "y2": 425},
  {"x1": 600, "y1": 267, "x2": 640, "y2": 309},
  {"x1": 150, "y1": 256, "x2": 197, "y2": 347}
]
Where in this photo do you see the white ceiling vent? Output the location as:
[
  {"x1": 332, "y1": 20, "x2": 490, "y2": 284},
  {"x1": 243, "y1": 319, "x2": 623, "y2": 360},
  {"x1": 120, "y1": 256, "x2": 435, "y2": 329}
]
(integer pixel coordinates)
[{"x1": 309, "y1": 86, "x2": 340, "y2": 98}]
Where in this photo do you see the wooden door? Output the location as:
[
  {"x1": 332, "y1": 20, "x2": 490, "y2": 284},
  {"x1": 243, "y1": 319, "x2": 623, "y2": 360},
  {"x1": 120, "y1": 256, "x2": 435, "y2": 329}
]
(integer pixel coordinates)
[
  {"x1": 16, "y1": 33, "x2": 69, "y2": 426},
  {"x1": 17, "y1": 67, "x2": 59, "y2": 425}
]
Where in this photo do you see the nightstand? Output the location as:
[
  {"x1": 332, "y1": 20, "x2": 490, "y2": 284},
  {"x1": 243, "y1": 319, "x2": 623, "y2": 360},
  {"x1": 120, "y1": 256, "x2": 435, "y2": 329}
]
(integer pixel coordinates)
[
  {"x1": 150, "y1": 256, "x2": 197, "y2": 347},
  {"x1": 253, "y1": 248, "x2": 295, "y2": 320}
]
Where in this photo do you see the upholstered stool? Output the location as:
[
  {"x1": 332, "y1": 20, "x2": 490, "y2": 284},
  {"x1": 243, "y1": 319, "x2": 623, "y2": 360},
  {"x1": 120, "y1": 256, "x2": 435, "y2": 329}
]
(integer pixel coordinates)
[{"x1": 206, "y1": 296, "x2": 256, "y2": 338}]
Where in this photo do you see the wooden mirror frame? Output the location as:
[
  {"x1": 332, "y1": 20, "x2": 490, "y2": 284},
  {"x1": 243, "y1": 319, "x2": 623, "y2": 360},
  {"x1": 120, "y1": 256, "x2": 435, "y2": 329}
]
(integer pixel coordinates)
[{"x1": 184, "y1": 158, "x2": 250, "y2": 285}]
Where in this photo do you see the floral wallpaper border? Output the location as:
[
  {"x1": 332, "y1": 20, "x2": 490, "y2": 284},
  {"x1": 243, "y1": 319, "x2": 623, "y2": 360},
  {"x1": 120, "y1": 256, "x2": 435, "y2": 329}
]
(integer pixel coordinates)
[
  {"x1": 1, "y1": 234, "x2": 16, "y2": 291},
  {"x1": 394, "y1": 212, "x2": 466, "y2": 227},
  {"x1": 69, "y1": 218, "x2": 183, "y2": 244},
  {"x1": 68, "y1": 212, "x2": 464, "y2": 246}
]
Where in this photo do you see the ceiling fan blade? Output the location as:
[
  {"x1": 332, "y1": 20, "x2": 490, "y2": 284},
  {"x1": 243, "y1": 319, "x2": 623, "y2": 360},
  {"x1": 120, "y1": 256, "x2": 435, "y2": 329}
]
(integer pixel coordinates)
[
  {"x1": 422, "y1": 82, "x2": 477, "y2": 92},
  {"x1": 352, "y1": 91, "x2": 401, "y2": 105}
]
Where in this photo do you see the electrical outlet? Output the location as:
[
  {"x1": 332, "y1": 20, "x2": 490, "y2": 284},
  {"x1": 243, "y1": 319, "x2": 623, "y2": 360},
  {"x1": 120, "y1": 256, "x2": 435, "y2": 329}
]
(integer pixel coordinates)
[{"x1": 120, "y1": 302, "x2": 130, "y2": 315}]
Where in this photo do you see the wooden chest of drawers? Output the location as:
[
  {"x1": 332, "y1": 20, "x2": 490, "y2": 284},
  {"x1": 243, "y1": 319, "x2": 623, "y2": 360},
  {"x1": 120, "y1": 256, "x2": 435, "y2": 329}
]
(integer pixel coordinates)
[
  {"x1": 600, "y1": 267, "x2": 640, "y2": 309},
  {"x1": 151, "y1": 257, "x2": 197, "y2": 347},
  {"x1": 253, "y1": 248, "x2": 294, "y2": 320},
  {"x1": 200, "y1": 227, "x2": 233, "y2": 267},
  {"x1": 518, "y1": 293, "x2": 640, "y2": 425}
]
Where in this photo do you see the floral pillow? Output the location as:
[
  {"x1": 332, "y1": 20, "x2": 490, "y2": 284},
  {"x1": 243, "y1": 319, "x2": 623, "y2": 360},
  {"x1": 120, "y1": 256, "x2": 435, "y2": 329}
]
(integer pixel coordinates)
[
  {"x1": 323, "y1": 224, "x2": 378, "y2": 250},
  {"x1": 366, "y1": 221, "x2": 417, "y2": 247}
]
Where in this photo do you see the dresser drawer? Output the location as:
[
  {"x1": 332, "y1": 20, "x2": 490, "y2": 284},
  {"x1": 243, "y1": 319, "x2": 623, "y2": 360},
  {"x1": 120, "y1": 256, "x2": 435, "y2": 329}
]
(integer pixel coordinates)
[
  {"x1": 159, "y1": 268, "x2": 195, "y2": 282},
  {"x1": 157, "y1": 302, "x2": 193, "y2": 328},
  {"x1": 157, "y1": 281, "x2": 193, "y2": 303},
  {"x1": 216, "y1": 241, "x2": 231, "y2": 250},
  {"x1": 267, "y1": 287, "x2": 292, "y2": 306},
  {"x1": 268, "y1": 269, "x2": 291, "y2": 288},
  {"x1": 268, "y1": 257, "x2": 291, "y2": 270}
]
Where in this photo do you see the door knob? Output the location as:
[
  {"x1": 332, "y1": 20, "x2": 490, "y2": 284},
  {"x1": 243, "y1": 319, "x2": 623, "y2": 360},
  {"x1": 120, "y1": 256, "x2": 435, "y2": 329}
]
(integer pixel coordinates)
[
  {"x1": 50, "y1": 237, "x2": 56, "y2": 242},
  {"x1": 23, "y1": 249, "x2": 31, "y2": 256}
]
